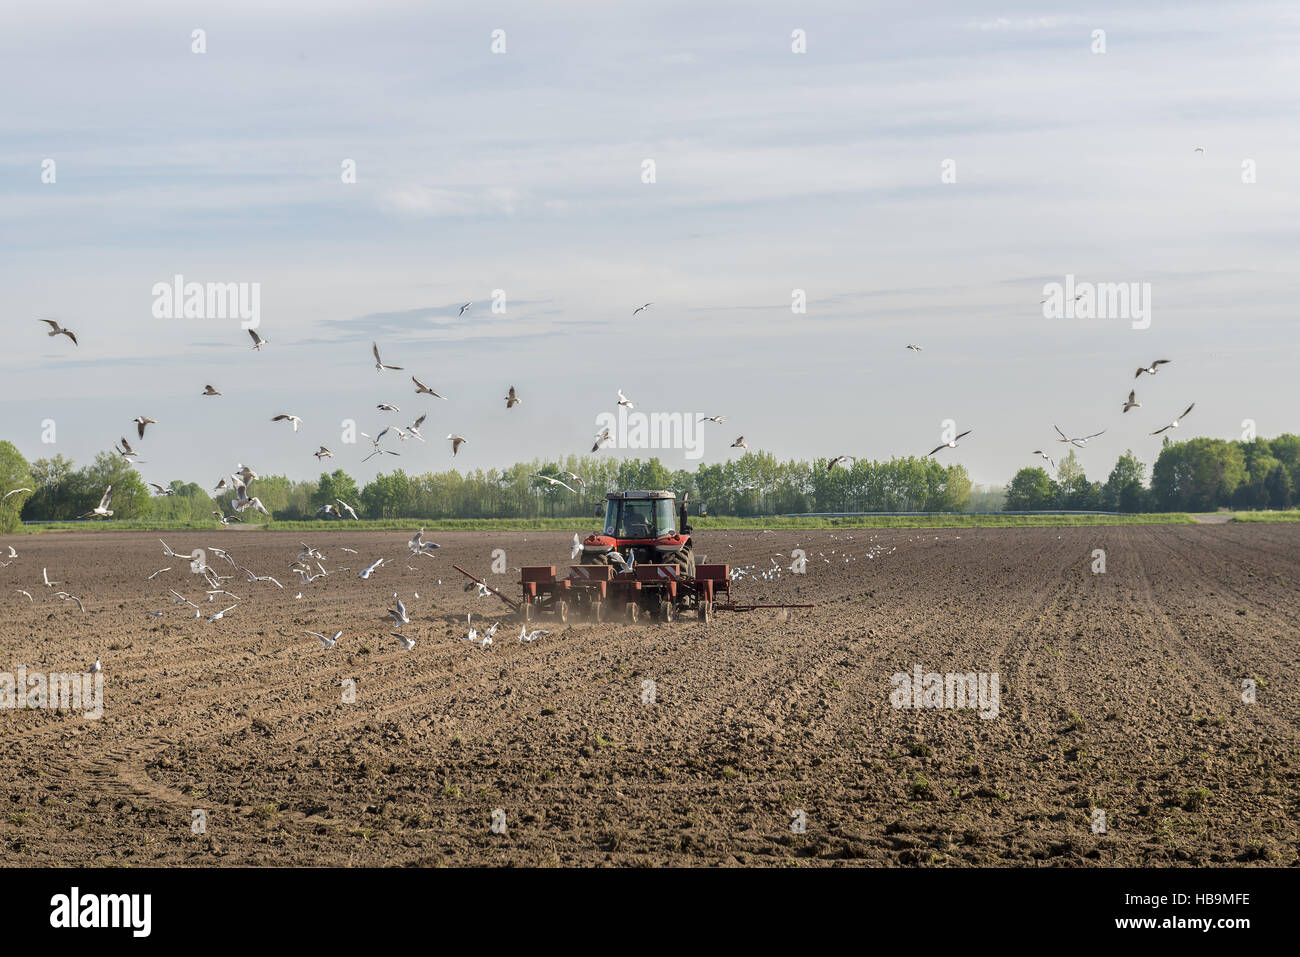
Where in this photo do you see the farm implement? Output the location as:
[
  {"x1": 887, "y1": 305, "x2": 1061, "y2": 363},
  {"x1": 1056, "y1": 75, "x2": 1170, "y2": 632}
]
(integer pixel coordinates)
[{"x1": 460, "y1": 489, "x2": 813, "y2": 624}]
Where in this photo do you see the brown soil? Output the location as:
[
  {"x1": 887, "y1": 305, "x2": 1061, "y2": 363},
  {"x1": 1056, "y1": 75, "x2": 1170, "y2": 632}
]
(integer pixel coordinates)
[{"x1": 1, "y1": 525, "x2": 1296, "y2": 866}]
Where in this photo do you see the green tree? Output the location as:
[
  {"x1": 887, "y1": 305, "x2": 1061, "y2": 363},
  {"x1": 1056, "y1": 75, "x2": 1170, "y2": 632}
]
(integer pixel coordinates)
[
  {"x1": 1005, "y1": 467, "x2": 1057, "y2": 510},
  {"x1": 1103, "y1": 450, "x2": 1147, "y2": 512},
  {"x1": 0, "y1": 442, "x2": 34, "y2": 532}
]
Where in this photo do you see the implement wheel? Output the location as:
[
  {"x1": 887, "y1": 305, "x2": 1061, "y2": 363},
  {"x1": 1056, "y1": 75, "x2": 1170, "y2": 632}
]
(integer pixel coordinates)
[
  {"x1": 591, "y1": 600, "x2": 605, "y2": 623},
  {"x1": 662, "y1": 601, "x2": 676, "y2": 623},
  {"x1": 626, "y1": 601, "x2": 639, "y2": 623},
  {"x1": 523, "y1": 601, "x2": 533, "y2": 623},
  {"x1": 557, "y1": 600, "x2": 569, "y2": 624},
  {"x1": 699, "y1": 600, "x2": 713, "y2": 624}
]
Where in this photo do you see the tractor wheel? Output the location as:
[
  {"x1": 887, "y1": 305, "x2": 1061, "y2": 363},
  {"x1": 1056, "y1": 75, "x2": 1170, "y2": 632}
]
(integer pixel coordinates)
[{"x1": 662, "y1": 543, "x2": 696, "y2": 578}]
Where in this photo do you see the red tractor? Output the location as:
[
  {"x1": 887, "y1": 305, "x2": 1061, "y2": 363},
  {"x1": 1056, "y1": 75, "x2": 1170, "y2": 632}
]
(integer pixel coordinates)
[{"x1": 578, "y1": 490, "x2": 695, "y2": 576}]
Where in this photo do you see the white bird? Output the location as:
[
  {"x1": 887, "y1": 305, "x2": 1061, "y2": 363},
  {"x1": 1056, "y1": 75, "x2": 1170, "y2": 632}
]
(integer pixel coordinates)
[
  {"x1": 570, "y1": 533, "x2": 582, "y2": 560},
  {"x1": 1193, "y1": 145, "x2": 1205, "y2": 154},
  {"x1": 314, "y1": 446, "x2": 334, "y2": 461},
  {"x1": 408, "y1": 529, "x2": 440, "y2": 556},
  {"x1": 89, "y1": 658, "x2": 102, "y2": 673},
  {"x1": 1032, "y1": 450, "x2": 1055, "y2": 468},
  {"x1": 559, "y1": 471, "x2": 586, "y2": 489},
  {"x1": 147, "y1": 567, "x2": 171, "y2": 580},
  {"x1": 202, "y1": 384, "x2": 222, "y2": 396},
  {"x1": 372, "y1": 341, "x2": 403, "y2": 372},
  {"x1": 698, "y1": 415, "x2": 726, "y2": 424},
  {"x1": 632, "y1": 302, "x2": 653, "y2": 317},
  {"x1": 360, "y1": 557, "x2": 386, "y2": 579},
  {"x1": 1135, "y1": 359, "x2": 1171, "y2": 378},
  {"x1": 458, "y1": 301, "x2": 472, "y2": 317},
  {"x1": 1054, "y1": 425, "x2": 1105, "y2": 448},
  {"x1": 134, "y1": 416, "x2": 157, "y2": 439},
  {"x1": 5, "y1": 546, "x2": 16, "y2": 558},
  {"x1": 592, "y1": 427, "x2": 613, "y2": 452},
  {"x1": 336, "y1": 500, "x2": 359, "y2": 520},
  {"x1": 827, "y1": 455, "x2": 856, "y2": 471},
  {"x1": 235, "y1": 464, "x2": 258, "y2": 484},
  {"x1": 206, "y1": 604, "x2": 238, "y2": 622},
  {"x1": 3, "y1": 488, "x2": 32, "y2": 500},
  {"x1": 376, "y1": 403, "x2": 400, "y2": 413},
  {"x1": 271, "y1": 414, "x2": 302, "y2": 432},
  {"x1": 406, "y1": 414, "x2": 427, "y2": 442},
  {"x1": 1122, "y1": 390, "x2": 1141, "y2": 413},
  {"x1": 386, "y1": 599, "x2": 411, "y2": 628},
  {"x1": 81, "y1": 486, "x2": 114, "y2": 519},
  {"x1": 505, "y1": 386, "x2": 521, "y2": 408},
  {"x1": 446, "y1": 434, "x2": 467, "y2": 456},
  {"x1": 39, "y1": 318, "x2": 78, "y2": 345},
  {"x1": 55, "y1": 592, "x2": 85, "y2": 613},
  {"x1": 148, "y1": 482, "x2": 174, "y2": 496},
  {"x1": 731, "y1": 436, "x2": 748, "y2": 450},
  {"x1": 412, "y1": 376, "x2": 448, "y2": 399},
  {"x1": 114, "y1": 437, "x2": 142, "y2": 461},
  {"x1": 16, "y1": 589, "x2": 33, "y2": 601},
  {"x1": 393, "y1": 632, "x2": 416, "y2": 650},
  {"x1": 1151, "y1": 402, "x2": 1196, "y2": 435},
  {"x1": 617, "y1": 390, "x2": 634, "y2": 409},
  {"x1": 248, "y1": 328, "x2": 268, "y2": 350},
  {"x1": 232, "y1": 495, "x2": 270, "y2": 515},
  {"x1": 532, "y1": 473, "x2": 577, "y2": 494},
  {"x1": 362, "y1": 449, "x2": 401, "y2": 463},
  {"x1": 906, "y1": 344, "x2": 923, "y2": 352},
  {"x1": 928, "y1": 431, "x2": 972, "y2": 456},
  {"x1": 307, "y1": 630, "x2": 341, "y2": 650}
]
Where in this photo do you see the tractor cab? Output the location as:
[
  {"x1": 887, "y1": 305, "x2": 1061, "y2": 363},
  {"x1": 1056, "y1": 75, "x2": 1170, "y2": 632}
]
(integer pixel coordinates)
[{"x1": 581, "y1": 490, "x2": 694, "y2": 573}]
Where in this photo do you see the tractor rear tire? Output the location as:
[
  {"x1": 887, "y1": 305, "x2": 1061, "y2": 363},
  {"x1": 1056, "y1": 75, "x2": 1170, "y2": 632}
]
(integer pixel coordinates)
[{"x1": 662, "y1": 542, "x2": 696, "y2": 579}]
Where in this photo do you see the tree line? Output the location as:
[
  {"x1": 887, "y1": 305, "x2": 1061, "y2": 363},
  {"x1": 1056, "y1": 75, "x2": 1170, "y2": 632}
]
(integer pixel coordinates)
[{"x1": 1, "y1": 434, "x2": 1296, "y2": 529}]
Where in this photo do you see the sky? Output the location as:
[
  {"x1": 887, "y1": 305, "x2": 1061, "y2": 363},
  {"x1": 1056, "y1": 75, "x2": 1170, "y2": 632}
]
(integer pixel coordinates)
[{"x1": 2, "y1": 0, "x2": 1298, "y2": 490}]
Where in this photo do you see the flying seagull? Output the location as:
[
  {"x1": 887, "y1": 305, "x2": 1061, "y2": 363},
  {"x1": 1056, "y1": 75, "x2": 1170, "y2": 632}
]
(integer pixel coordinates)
[
  {"x1": 505, "y1": 386, "x2": 521, "y2": 408},
  {"x1": 336, "y1": 500, "x2": 359, "y2": 520},
  {"x1": 1122, "y1": 390, "x2": 1141, "y2": 413},
  {"x1": 307, "y1": 630, "x2": 342, "y2": 650},
  {"x1": 114, "y1": 437, "x2": 142, "y2": 460},
  {"x1": 271, "y1": 414, "x2": 302, "y2": 432},
  {"x1": 731, "y1": 436, "x2": 748, "y2": 450},
  {"x1": 827, "y1": 455, "x2": 856, "y2": 471},
  {"x1": 148, "y1": 482, "x2": 174, "y2": 496},
  {"x1": 906, "y1": 344, "x2": 923, "y2": 352},
  {"x1": 698, "y1": 415, "x2": 726, "y2": 424},
  {"x1": 134, "y1": 416, "x2": 157, "y2": 439},
  {"x1": 458, "y1": 301, "x2": 472, "y2": 317},
  {"x1": 533, "y1": 474, "x2": 577, "y2": 494},
  {"x1": 446, "y1": 434, "x2": 467, "y2": 456},
  {"x1": 1135, "y1": 359, "x2": 1170, "y2": 378},
  {"x1": 559, "y1": 471, "x2": 586, "y2": 489},
  {"x1": 412, "y1": 376, "x2": 448, "y2": 399},
  {"x1": 1054, "y1": 425, "x2": 1105, "y2": 448},
  {"x1": 408, "y1": 529, "x2": 440, "y2": 556},
  {"x1": 314, "y1": 446, "x2": 333, "y2": 461},
  {"x1": 592, "y1": 427, "x2": 613, "y2": 452},
  {"x1": 928, "y1": 431, "x2": 972, "y2": 456},
  {"x1": 39, "y1": 318, "x2": 78, "y2": 345},
  {"x1": 376, "y1": 403, "x2": 401, "y2": 413},
  {"x1": 1032, "y1": 450, "x2": 1055, "y2": 468},
  {"x1": 248, "y1": 328, "x2": 268, "y2": 350},
  {"x1": 632, "y1": 302, "x2": 653, "y2": 317},
  {"x1": 359, "y1": 557, "x2": 386, "y2": 580},
  {"x1": 617, "y1": 390, "x2": 634, "y2": 409},
  {"x1": 3, "y1": 488, "x2": 32, "y2": 500},
  {"x1": 1151, "y1": 402, "x2": 1195, "y2": 435},
  {"x1": 372, "y1": 341, "x2": 403, "y2": 372},
  {"x1": 81, "y1": 486, "x2": 114, "y2": 519},
  {"x1": 202, "y1": 384, "x2": 222, "y2": 396}
]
